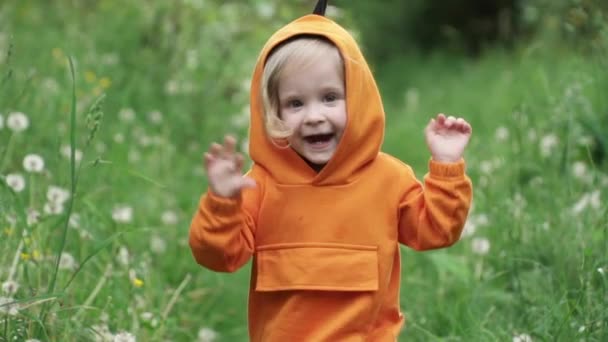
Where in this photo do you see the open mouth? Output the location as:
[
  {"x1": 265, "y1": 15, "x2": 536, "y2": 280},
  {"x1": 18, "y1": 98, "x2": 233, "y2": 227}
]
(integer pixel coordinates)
[{"x1": 303, "y1": 133, "x2": 334, "y2": 145}]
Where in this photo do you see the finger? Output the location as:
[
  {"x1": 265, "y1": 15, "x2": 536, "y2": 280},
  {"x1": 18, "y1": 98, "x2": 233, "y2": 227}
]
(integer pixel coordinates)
[
  {"x1": 436, "y1": 113, "x2": 446, "y2": 125},
  {"x1": 223, "y1": 135, "x2": 237, "y2": 156},
  {"x1": 235, "y1": 153, "x2": 245, "y2": 172},
  {"x1": 445, "y1": 116, "x2": 456, "y2": 128},
  {"x1": 209, "y1": 143, "x2": 222, "y2": 157},
  {"x1": 204, "y1": 152, "x2": 214, "y2": 167},
  {"x1": 239, "y1": 176, "x2": 257, "y2": 190}
]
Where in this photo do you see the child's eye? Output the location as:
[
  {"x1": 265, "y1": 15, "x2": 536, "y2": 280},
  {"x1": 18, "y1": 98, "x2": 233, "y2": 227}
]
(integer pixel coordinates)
[
  {"x1": 287, "y1": 99, "x2": 303, "y2": 108},
  {"x1": 323, "y1": 93, "x2": 338, "y2": 102}
]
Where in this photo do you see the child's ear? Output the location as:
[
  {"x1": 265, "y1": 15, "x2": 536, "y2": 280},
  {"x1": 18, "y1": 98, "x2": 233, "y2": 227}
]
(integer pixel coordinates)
[{"x1": 313, "y1": 0, "x2": 328, "y2": 16}]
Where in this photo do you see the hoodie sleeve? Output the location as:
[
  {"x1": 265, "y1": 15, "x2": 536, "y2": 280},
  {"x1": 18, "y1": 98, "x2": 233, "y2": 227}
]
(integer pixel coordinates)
[
  {"x1": 397, "y1": 159, "x2": 472, "y2": 251},
  {"x1": 188, "y1": 170, "x2": 262, "y2": 273}
]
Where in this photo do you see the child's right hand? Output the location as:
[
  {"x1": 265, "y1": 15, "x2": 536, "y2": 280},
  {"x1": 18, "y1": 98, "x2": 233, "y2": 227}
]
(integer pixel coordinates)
[{"x1": 204, "y1": 135, "x2": 256, "y2": 198}]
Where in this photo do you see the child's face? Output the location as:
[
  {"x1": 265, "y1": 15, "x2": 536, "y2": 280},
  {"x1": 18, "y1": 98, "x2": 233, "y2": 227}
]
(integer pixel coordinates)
[{"x1": 278, "y1": 58, "x2": 346, "y2": 167}]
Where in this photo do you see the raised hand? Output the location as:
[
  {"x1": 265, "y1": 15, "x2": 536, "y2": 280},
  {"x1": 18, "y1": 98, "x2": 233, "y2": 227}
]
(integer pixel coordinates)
[
  {"x1": 424, "y1": 113, "x2": 472, "y2": 163},
  {"x1": 204, "y1": 135, "x2": 256, "y2": 198}
]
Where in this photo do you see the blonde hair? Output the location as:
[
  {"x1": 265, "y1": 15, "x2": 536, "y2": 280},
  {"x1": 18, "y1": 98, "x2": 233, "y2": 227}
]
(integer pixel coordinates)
[{"x1": 261, "y1": 37, "x2": 344, "y2": 140}]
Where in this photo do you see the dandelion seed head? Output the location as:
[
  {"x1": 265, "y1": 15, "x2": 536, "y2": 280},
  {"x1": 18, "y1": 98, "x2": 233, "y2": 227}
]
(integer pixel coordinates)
[
  {"x1": 147, "y1": 110, "x2": 163, "y2": 124},
  {"x1": 89, "y1": 324, "x2": 114, "y2": 342},
  {"x1": 113, "y1": 133, "x2": 125, "y2": 144},
  {"x1": 540, "y1": 134, "x2": 558, "y2": 157},
  {"x1": 59, "y1": 252, "x2": 78, "y2": 271},
  {"x1": 44, "y1": 201, "x2": 65, "y2": 215},
  {"x1": 1, "y1": 281, "x2": 19, "y2": 296},
  {"x1": 60, "y1": 145, "x2": 83, "y2": 162},
  {"x1": 495, "y1": 126, "x2": 509, "y2": 141},
  {"x1": 198, "y1": 327, "x2": 218, "y2": 342},
  {"x1": 112, "y1": 206, "x2": 133, "y2": 224},
  {"x1": 0, "y1": 297, "x2": 19, "y2": 315},
  {"x1": 27, "y1": 209, "x2": 40, "y2": 226},
  {"x1": 116, "y1": 246, "x2": 130, "y2": 266},
  {"x1": 150, "y1": 235, "x2": 167, "y2": 254},
  {"x1": 161, "y1": 210, "x2": 178, "y2": 225},
  {"x1": 513, "y1": 333, "x2": 533, "y2": 342},
  {"x1": 23, "y1": 154, "x2": 45, "y2": 173},
  {"x1": 5, "y1": 173, "x2": 25, "y2": 192},
  {"x1": 598, "y1": 267, "x2": 605, "y2": 275},
  {"x1": 7, "y1": 112, "x2": 29, "y2": 132},
  {"x1": 47, "y1": 185, "x2": 70, "y2": 204},
  {"x1": 118, "y1": 108, "x2": 136, "y2": 122},
  {"x1": 471, "y1": 237, "x2": 491, "y2": 255}
]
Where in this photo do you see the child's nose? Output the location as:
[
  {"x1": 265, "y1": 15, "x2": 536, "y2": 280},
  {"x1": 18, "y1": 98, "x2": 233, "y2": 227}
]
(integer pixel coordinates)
[{"x1": 303, "y1": 104, "x2": 325, "y2": 125}]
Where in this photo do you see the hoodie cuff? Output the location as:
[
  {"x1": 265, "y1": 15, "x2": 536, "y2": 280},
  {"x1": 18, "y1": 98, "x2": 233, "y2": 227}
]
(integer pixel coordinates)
[
  {"x1": 201, "y1": 190, "x2": 241, "y2": 216},
  {"x1": 428, "y1": 158, "x2": 466, "y2": 179}
]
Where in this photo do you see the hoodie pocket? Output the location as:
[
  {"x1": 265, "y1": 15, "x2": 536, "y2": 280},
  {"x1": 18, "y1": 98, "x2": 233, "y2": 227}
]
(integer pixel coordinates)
[{"x1": 255, "y1": 243, "x2": 379, "y2": 292}]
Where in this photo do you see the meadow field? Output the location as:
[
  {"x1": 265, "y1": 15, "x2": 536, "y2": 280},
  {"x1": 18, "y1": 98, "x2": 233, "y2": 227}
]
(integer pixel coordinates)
[{"x1": 1, "y1": 1, "x2": 606, "y2": 341}]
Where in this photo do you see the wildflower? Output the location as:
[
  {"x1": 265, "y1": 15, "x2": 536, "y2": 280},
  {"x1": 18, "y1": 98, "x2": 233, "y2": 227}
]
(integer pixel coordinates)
[
  {"x1": 147, "y1": 110, "x2": 163, "y2": 124},
  {"x1": 7, "y1": 112, "x2": 29, "y2": 132},
  {"x1": 27, "y1": 208, "x2": 40, "y2": 226},
  {"x1": 69, "y1": 213, "x2": 81, "y2": 228},
  {"x1": 116, "y1": 246, "x2": 130, "y2": 266},
  {"x1": 59, "y1": 252, "x2": 78, "y2": 271},
  {"x1": 598, "y1": 267, "x2": 605, "y2": 275},
  {"x1": 1, "y1": 280, "x2": 19, "y2": 295},
  {"x1": 47, "y1": 185, "x2": 71, "y2": 204},
  {"x1": 495, "y1": 126, "x2": 509, "y2": 141},
  {"x1": 165, "y1": 80, "x2": 179, "y2": 95},
  {"x1": 89, "y1": 324, "x2": 114, "y2": 342},
  {"x1": 0, "y1": 296, "x2": 19, "y2": 315},
  {"x1": 513, "y1": 333, "x2": 533, "y2": 342},
  {"x1": 128, "y1": 269, "x2": 144, "y2": 288},
  {"x1": 118, "y1": 108, "x2": 136, "y2": 122},
  {"x1": 326, "y1": 5, "x2": 344, "y2": 18},
  {"x1": 112, "y1": 206, "x2": 133, "y2": 224},
  {"x1": 540, "y1": 134, "x2": 558, "y2": 157},
  {"x1": 60, "y1": 145, "x2": 83, "y2": 162},
  {"x1": 113, "y1": 133, "x2": 125, "y2": 144},
  {"x1": 85, "y1": 71, "x2": 97, "y2": 83},
  {"x1": 572, "y1": 190, "x2": 601, "y2": 214},
  {"x1": 161, "y1": 210, "x2": 178, "y2": 225},
  {"x1": 44, "y1": 201, "x2": 65, "y2": 215},
  {"x1": 113, "y1": 331, "x2": 136, "y2": 342},
  {"x1": 51, "y1": 48, "x2": 63, "y2": 60},
  {"x1": 23, "y1": 154, "x2": 45, "y2": 173},
  {"x1": 198, "y1": 327, "x2": 218, "y2": 342},
  {"x1": 149, "y1": 235, "x2": 167, "y2": 254},
  {"x1": 471, "y1": 237, "x2": 491, "y2": 255},
  {"x1": 99, "y1": 77, "x2": 112, "y2": 89},
  {"x1": 5, "y1": 173, "x2": 25, "y2": 192}
]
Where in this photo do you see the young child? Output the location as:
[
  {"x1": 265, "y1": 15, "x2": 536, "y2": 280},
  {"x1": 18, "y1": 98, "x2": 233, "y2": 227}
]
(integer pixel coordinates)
[{"x1": 189, "y1": 2, "x2": 473, "y2": 341}]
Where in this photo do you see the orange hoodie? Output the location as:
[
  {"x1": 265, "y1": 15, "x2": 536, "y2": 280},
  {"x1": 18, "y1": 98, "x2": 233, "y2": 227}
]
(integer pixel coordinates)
[{"x1": 189, "y1": 14, "x2": 472, "y2": 341}]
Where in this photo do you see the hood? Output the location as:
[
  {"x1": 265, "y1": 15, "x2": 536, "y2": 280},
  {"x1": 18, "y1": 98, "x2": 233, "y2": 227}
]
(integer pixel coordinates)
[{"x1": 248, "y1": 14, "x2": 385, "y2": 186}]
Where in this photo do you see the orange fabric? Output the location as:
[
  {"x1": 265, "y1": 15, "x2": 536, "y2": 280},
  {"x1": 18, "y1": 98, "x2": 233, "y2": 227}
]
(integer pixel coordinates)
[{"x1": 189, "y1": 14, "x2": 473, "y2": 341}]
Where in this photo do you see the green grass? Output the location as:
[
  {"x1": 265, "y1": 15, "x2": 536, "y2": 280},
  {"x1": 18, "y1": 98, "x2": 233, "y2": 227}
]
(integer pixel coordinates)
[{"x1": 1, "y1": 1, "x2": 607, "y2": 341}]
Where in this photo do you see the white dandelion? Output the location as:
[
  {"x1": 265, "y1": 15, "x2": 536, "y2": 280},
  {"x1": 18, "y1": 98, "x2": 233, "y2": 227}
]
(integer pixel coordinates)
[
  {"x1": 1, "y1": 280, "x2": 19, "y2": 295},
  {"x1": 198, "y1": 327, "x2": 218, "y2": 342},
  {"x1": 60, "y1": 145, "x2": 83, "y2": 163},
  {"x1": 495, "y1": 126, "x2": 509, "y2": 141},
  {"x1": 118, "y1": 108, "x2": 136, "y2": 122},
  {"x1": 161, "y1": 210, "x2": 178, "y2": 225},
  {"x1": 150, "y1": 235, "x2": 167, "y2": 254},
  {"x1": 471, "y1": 237, "x2": 491, "y2": 255},
  {"x1": 116, "y1": 246, "x2": 130, "y2": 266},
  {"x1": 59, "y1": 252, "x2": 78, "y2": 271},
  {"x1": 47, "y1": 185, "x2": 70, "y2": 204},
  {"x1": 113, "y1": 331, "x2": 136, "y2": 342},
  {"x1": 44, "y1": 201, "x2": 65, "y2": 215},
  {"x1": 7, "y1": 112, "x2": 29, "y2": 132},
  {"x1": 27, "y1": 208, "x2": 40, "y2": 226},
  {"x1": 540, "y1": 134, "x2": 558, "y2": 157},
  {"x1": 23, "y1": 154, "x2": 45, "y2": 173},
  {"x1": 513, "y1": 333, "x2": 533, "y2": 342},
  {"x1": 147, "y1": 110, "x2": 163, "y2": 124},
  {"x1": 112, "y1": 205, "x2": 133, "y2": 224},
  {"x1": 90, "y1": 324, "x2": 114, "y2": 342},
  {"x1": 5, "y1": 173, "x2": 25, "y2": 192},
  {"x1": 0, "y1": 296, "x2": 19, "y2": 315}
]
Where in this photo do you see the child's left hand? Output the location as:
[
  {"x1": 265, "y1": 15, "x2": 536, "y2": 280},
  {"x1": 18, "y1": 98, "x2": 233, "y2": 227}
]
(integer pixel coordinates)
[{"x1": 424, "y1": 113, "x2": 472, "y2": 163}]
